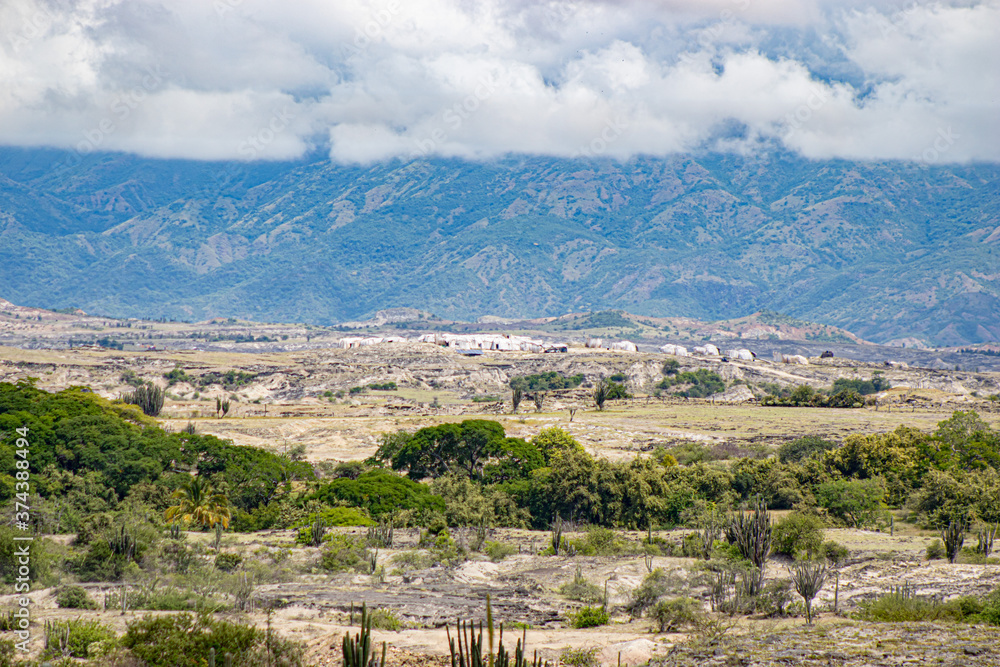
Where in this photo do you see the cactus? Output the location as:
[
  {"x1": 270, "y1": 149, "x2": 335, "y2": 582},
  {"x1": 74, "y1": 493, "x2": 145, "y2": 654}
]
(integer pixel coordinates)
[
  {"x1": 367, "y1": 549, "x2": 379, "y2": 575},
  {"x1": 532, "y1": 392, "x2": 544, "y2": 412},
  {"x1": 449, "y1": 596, "x2": 549, "y2": 667},
  {"x1": 550, "y1": 516, "x2": 564, "y2": 556},
  {"x1": 726, "y1": 496, "x2": 771, "y2": 590},
  {"x1": 976, "y1": 523, "x2": 997, "y2": 557},
  {"x1": 790, "y1": 561, "x2": 827, "y2": 625},
  {"x1": 643, "y1": 554, "x2": 653, "y2": 573},
  {"x1": 209, "y1": 647, "x2": 216, "y2": 667},
  {"x1": 123, "y1": 382, "x2": 164, "y2": 416},
  {"x1": 107, "y1": 524, "x2": 136, "y2": 560},
  {"x1": 367, "y1": 518, "x2": 394, "y2": 548},
  {"x1": 342, "y1": 603, "x2": 387, "y2": 667},
  {"x1": 942, "y1": 520, "x2": 965, "y2": 563},
  {"x1": 311, "y1": 518, "x2": 328, "y2": 547},
  {"x1": 511, "y1": 388, "x2": 524, "y2": 414}
]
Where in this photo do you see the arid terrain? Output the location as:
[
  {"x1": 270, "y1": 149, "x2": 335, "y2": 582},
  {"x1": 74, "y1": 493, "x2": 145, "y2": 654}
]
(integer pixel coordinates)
[{"x1": 2, "y1": 304, "x2": 1000, "y2": 665}]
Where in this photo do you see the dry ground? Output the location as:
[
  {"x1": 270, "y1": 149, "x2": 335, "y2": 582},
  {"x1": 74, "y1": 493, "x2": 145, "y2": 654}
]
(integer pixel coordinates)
[{"x1": 3, "y1": 344, "x2": 1000, "y2": 665}]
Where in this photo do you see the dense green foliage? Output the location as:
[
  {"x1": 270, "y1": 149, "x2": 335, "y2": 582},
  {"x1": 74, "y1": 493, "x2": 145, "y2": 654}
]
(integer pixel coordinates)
[
  {"x1": 657, "y1": 369, "x2": 726, "y2": 398},
  {"x1": 312, "y1": 470, "x2": 445, "y2": 518},
  {"x1": 122, "y1": 613, "x2": 304, "y2": 667},
  {"x1": 374, "y1": 420, "x2": 544, "y2": 483},
  {"x1": 0, "y1": 380, "x2": 313, "y2": 536},
  {"x1": 509, "y1": 372, "x2": 584, "y2": 391},
  {"x1": 832, "y1": 372, "x2": 890, "y2": 396}
]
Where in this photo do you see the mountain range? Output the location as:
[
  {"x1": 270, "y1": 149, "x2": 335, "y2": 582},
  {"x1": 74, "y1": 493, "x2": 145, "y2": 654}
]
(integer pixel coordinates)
[{"x1": 0, "y1": 147, "x2": 997, "y2": 346}]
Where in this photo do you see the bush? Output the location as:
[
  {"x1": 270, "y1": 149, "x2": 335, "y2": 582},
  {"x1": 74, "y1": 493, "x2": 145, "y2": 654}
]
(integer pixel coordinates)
[
  {"x1": 55, "y1": 585, "x2": 98, "y2": 610},
  {"x1": 368, "y1": 608, "x2": 402, "y2": 630},
  {"x1": 777, "y1": 436, "x2": 837, "y2": 463},
  {"x1": 510, "y1": 372, "x2": 584, "y2": 392},
  {"x1": 572, "y1": 526, "x2": 625, "y2": 556},
  {"x1": 657, "y1": 369, "x2": 726, "y2": 398},
  {"x1": 390, "y1": 550, "x2": 433, "y2": 571},
  {"x1": 822, "y1": 540, "x2": 849, "y2": 564},
  {"x1": 649, "y1": 597, "x2": 700, "y2": 632},
  {"x1": 215, "y1": 552, "x2": 243, "y2": 572},
  {"x1": 629, "y1": 568, "x2": 674, "y2": 615},
  {"x1": 559, "y1": 567, "x2": 604, "y2": 604},
  {"x1": 319, "y1": 535, "x2": 370, "y2": 573},
  {"x1": 560, "y1": 648, "x2": 599, "y2": 667},
  {"x1": 484, "y1": 541, "x2": 517, "y2": 562},
  {"x1": 44, "y1": 618, "x2": 116, "y2": 658},
  {"x1": 772, "y1": 512, "x2": 825, "y2": 559},
  {"x1": 571, "y1": 605, "x2": 609, "y2": 628},
  {"x1": 122, "y1": 613, "x2": 304, "y2": 667},
  {"x1": 926, "y1": 539, "x2": 946, "y2": 560},
  {"x1": 855, "y1": 589, "x2": 962, "y2": 622}
]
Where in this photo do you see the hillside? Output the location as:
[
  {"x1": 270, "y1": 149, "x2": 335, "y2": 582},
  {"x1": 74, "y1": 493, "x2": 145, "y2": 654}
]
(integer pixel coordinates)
[{"x1": 0, "y1": 148, "x2": 997, "y2": 346}]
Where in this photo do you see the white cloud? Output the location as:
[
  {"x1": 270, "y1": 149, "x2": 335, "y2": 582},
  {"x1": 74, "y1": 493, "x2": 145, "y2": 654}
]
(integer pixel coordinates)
[{"x1": 0, "y1": 0, "x2": 996, "y2": 163}]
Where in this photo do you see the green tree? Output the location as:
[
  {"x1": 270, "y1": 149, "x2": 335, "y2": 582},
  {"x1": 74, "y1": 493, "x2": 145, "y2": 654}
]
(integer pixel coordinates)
[
  {"x1": 815, "y1": 478, "x2": 885, "y2": 528},
  {"x1": 165, "y1": 477, "x2": 231, "y2": 530}
]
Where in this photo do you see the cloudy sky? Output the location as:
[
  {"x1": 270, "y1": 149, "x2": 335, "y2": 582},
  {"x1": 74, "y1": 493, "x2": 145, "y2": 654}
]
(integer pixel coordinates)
[{"x1": 0, "y1": 0, "x2": 996, "y2": 164}]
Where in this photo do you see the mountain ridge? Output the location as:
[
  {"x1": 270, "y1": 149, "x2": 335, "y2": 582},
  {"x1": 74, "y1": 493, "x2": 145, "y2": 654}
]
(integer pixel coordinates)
[{"x1": 0, "y1": 147, "x2": 997, "y2": 346}]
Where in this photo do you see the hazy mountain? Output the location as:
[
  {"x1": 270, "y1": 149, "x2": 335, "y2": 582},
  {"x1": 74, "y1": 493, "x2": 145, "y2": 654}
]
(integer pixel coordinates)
[{"x1": 0, "y1": 147, "x2": 997, "y2": 346}]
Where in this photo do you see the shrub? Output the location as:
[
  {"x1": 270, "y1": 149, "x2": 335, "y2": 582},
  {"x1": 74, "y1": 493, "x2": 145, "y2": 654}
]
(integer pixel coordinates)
[
  {"x1": 484, "y1": 541, "x2": 517, "y2": 562},
  {"x1": 822, "y1": 540, "x2": 849, "y2": 564},
  {"x1": 122, "y1": 613, "x2": 304, "y2": 667},
  {"x1": 855, "y1": 587, "x2": 961, "y2": 622},
  {"x1": 44, "y1": 618, "x2": 116, "y2": 658},
  {"x1": 571, "y1": 605, "x2": 609, "y2": 628},
  {"x1": 777, "y1": 436, "x2": 837, "y2": 463},
  {"x1": 215, "y1": 552, "x2": 243, "y2": 572},
  {"x1": 367, "y1": 608, "x2": 403, "y2": 630},
  {"x1": 629, "y1": 568, "x2": 675, "y2": 615},
  {"x1": 649, "y1": 597, "x2": 700, "y2": 632},
  {"x1": 390, "y1": 550, "x2": 433, "y2": 571},
  {"x1": 657, "y1": 369, "x2": 727, "y2": 398},
  {"x1": 559, "y1": 567, "x2": 604, "y2": 604},
  {"x1": 926, "y1": 539, "x2": 946, "y2": 560},
  {"x1": 319, "y1": 535, "x2": 370, "y2": 573},
  {"x1": 55, "y1": 585, "x2": 98, "y2": 610},
  {"x1": 772, "y1": 512, "x2": 824, "y2": 559},
  {"x1": 560, "y1": 648, "x2": 599, "y2": 667},
  {"x1": 510, "y1": 372, "x2": 584, "y2": 392}
]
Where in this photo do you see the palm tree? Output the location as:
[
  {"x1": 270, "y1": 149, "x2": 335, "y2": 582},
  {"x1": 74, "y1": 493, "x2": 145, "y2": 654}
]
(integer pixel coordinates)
[{"x1": 165, "y1": 477, "x2": 231, "y2": 530}]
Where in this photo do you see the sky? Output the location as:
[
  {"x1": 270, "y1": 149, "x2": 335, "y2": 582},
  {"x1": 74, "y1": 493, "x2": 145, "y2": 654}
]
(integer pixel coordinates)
[{"x1": 0, "y1": 0, "x2": 997, "y2": 164}]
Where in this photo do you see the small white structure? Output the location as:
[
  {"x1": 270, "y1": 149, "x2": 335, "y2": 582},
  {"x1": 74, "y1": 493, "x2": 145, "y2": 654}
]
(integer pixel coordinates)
[
  {"x1": 659, "y1": 344, "x2": 689, "y2": 356},
  {"x1": 610, "y1": 340, "x2": 638, "y2": 352},
  {"x1": 585, "y1": 337, "x2": 603, "y2": 349},
  {"x1": 777, "y1": 353, "x2": 809, "y2": 365},
  {"x1": 726, "y1": 348, "x2": 754, "y2": 361},
  {"x1": 694, "y1": 344, "x2": 720, "y2": 356}
]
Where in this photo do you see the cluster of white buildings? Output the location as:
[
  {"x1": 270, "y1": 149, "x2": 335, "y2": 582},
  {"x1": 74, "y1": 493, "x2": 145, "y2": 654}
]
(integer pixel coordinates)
[
  {"x1": 658, "y1": 343, "x2": 756, "y2": 361},
  {"x1": 340, "y1": 333, "x2": 808, "y2": 365}
]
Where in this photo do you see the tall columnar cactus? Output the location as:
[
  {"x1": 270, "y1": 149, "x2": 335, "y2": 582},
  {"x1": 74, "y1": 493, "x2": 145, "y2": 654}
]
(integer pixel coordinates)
[
  {"x1": 342, "y1": 603, "x2": 387, "y2": 667},
  {"x1": 726, "y1": 497, "x2": 772, "y2": 571},
  {"x1": 124, "y1": 382, "x2": 164, "y2": 416},
  {"x1": 976, "y1": 523, "x2": 997, "y2": 557},
  {"x1": 550, "y1": 516, "x2": 564, "y2": 556},
  {"x1": 448, "y1": 596, "x2": 548, "y2": 667},
  {"x1": 942, "y1": 520, "x2": 965, "y2": 563}
]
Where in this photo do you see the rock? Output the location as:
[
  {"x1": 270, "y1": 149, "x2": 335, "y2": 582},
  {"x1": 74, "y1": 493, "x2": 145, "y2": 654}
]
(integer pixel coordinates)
[{"x1": 598, "y1": 639, "x2": 657, "y2": 666}]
